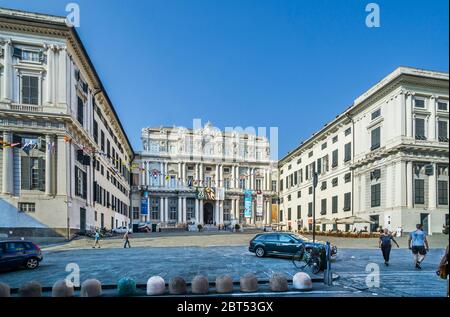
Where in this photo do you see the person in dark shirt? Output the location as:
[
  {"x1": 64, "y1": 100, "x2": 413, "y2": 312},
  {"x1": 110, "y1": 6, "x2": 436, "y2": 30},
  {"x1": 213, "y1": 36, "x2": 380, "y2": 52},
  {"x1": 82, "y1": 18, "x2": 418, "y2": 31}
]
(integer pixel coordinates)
[{"x1": 379, "y1": 228, "x2": 399, "y2": 266}]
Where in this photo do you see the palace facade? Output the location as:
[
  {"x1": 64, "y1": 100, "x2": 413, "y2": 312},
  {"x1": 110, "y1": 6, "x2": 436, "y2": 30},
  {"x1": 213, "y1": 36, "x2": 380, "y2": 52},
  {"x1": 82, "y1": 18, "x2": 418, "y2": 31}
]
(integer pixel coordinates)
[
  {"x1": 0, "y1": 8, "x2": 133, "y2": 237},
  {"x1": 278, "y1": 67, "x2": 449, "y2": 234},
  {"x1": 131, "y1": 122, "x2": 278, "y2": 229}
]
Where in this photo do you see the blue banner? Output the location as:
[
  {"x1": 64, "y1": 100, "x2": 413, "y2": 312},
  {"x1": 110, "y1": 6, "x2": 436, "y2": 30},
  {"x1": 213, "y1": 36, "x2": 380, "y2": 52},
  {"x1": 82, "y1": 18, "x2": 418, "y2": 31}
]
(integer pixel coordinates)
[
  {"x1": 141, "y1": 191, "x2": 148, "y2": 215},
  {"x1": 244, "y1": 190, "x2": 253, "y2": 218}
]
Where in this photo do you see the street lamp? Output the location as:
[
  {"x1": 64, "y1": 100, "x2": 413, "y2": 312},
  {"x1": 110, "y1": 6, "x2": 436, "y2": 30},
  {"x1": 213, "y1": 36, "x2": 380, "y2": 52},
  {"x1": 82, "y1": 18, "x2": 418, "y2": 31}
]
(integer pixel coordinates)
[{"x1": 312, "y1": 172, "x2": 318, "y2": 243}]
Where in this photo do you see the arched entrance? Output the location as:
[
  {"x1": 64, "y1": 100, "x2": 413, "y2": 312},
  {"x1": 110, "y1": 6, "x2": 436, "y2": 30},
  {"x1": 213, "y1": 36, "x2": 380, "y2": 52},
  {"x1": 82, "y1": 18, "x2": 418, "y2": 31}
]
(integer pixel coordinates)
[{"x1": 203, "y1": 202, "x2": 214, "y2": 225}]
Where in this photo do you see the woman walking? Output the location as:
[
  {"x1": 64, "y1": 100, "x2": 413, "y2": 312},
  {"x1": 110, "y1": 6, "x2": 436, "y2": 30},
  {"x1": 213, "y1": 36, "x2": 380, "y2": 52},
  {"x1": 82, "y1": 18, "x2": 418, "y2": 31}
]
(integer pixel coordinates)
[{"x1": 379, "y1": 228, "x2": 399, "y2": 266}]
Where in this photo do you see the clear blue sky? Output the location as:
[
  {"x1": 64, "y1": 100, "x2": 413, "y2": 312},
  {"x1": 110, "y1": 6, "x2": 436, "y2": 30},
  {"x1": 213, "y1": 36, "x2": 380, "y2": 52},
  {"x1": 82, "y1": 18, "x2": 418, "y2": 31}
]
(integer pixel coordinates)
[{"x1": 1, "y1": 0, "x2": 448, "y2": 158}]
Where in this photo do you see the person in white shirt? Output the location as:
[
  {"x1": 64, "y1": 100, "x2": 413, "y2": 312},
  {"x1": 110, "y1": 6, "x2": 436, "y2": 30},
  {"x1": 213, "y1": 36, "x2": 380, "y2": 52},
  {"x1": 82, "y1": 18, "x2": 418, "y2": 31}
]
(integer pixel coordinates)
[{"x1": 396, "y1": 226, "x2": 402, "y2": 237}]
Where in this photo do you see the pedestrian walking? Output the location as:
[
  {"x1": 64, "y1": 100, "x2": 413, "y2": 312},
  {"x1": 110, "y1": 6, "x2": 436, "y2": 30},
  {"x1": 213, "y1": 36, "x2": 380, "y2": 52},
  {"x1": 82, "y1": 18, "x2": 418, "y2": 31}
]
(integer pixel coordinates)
[
  {"x1": 92, "y1": 230, "x2": 101, "y2": 248},
  {"x1": 408, "y1": 224, "x2": 429, "y2": 269},
  {"x1": 396, "y1": 226, "x2": 402, "y2": 237},
  {"x1": 123, "y1": 230, "x2": 131, "y2": 248},
  {"x1": 379, "y1": 228, "x2": 399, "y2": 266}
]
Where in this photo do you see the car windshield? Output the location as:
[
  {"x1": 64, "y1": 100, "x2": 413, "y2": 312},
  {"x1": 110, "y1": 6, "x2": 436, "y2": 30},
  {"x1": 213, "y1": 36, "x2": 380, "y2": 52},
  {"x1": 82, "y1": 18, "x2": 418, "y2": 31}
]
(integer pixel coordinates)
[{"x1": 291, "y1": 234, "x2": 310, "y2": 242}]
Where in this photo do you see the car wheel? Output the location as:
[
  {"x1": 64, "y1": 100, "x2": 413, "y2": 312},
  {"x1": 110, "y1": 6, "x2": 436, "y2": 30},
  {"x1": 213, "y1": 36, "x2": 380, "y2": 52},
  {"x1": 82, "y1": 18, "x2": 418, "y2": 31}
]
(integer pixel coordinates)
[
  {"x1": 25, "y1": 257, "x2": 39, "y2": 270},
  {"x1": 255, "y1": 247, "x2": 265, "y2": 257}
]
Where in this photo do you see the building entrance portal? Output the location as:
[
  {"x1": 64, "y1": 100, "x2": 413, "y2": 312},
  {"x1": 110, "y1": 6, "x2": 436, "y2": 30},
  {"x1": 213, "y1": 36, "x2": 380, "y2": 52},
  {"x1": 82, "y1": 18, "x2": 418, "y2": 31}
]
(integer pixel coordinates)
[{"x1": 204, "y1": 202, "x2": 214, "y2": 225}]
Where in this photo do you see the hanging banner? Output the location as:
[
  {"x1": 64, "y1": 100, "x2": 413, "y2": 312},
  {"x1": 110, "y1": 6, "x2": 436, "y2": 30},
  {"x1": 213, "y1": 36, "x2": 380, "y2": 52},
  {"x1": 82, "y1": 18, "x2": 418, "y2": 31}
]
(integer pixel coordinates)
[
  {"x1": 244, "y1": 190, "x2": 253, "y2": 218},
  {"x1": 141, "y1": 191, "x2": 148, "y2": 215},
  {"x1": 196, "y1": 187, "x2": 205, "y2": 200},
  {"x1": 256, "y1": 193, "x2": 263, "y2": 216}
]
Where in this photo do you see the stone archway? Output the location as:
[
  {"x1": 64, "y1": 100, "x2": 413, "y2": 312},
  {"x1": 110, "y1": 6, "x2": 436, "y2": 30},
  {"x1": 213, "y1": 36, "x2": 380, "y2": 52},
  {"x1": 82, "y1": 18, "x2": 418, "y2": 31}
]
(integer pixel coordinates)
[{"x1": 203, "y1": 202, "x2": 214, "y2": 225}]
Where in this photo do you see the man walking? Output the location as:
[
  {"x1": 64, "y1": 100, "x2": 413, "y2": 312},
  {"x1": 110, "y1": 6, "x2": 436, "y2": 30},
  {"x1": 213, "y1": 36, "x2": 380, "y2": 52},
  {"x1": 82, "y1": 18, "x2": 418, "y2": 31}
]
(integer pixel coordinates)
[
  {"x1": 92, "y1": 229, "x2": 101, "y2": 248},
  {"x1": 379, "y1": 228, "x2": 400, "y2": 266},
  {"x1": 123, "y1": 230, "x2": 131, "y2": 248},
  {"x1": 408, "y1": 224, "x2": 429, "y2": 269}
]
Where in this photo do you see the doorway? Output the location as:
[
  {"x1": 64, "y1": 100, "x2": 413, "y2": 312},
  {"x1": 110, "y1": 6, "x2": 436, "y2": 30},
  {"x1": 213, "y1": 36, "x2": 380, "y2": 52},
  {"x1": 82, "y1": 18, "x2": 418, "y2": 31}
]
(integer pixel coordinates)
[
  {"x1": 204, "y1": 202, "x2": 214, "y2": 225},
  {"x1": 420, "y1": 213, "x2": 429, "y2": 234},
  {"x1": 80, "y1": 208, "x2": 86, "y2": 233},
  {"x1": 370, "y1": 215, "x2": 379, "y2": 232}
]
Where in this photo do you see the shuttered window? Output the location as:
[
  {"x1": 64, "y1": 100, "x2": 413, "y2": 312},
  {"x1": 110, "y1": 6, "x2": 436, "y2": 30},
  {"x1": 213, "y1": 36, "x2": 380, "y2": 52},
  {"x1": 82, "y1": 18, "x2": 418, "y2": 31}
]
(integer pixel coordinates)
[{"x1": 75, "y1": 166, "x2": 87, "y2": 199}]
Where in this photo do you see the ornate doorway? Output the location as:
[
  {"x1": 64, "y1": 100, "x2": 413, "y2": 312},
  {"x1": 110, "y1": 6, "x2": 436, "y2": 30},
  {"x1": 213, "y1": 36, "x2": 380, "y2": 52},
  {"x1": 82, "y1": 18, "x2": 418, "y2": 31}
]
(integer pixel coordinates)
[{"x1": 203, "y1": 202, "x2": 214, "y2": 225}]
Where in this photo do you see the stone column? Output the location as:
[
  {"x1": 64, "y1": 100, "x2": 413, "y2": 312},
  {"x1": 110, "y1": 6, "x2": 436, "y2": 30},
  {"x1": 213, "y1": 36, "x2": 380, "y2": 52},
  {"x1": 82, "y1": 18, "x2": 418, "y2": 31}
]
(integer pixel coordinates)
[
  {"x1": 199, "y1": 163, "x2": 203, "y2": 186},
  {"x1": 57, "y1": 46, "x2": 67, "y2": 106},
  {"x1": 178, "y1": 162, "x2": 182, "y2": 187},
  {"x1": 429, "y1": 96, "x2": 436, "y2": 141},
  {"x1": 406, "y1": 161, "x2": 413, "y2": 208},
  {"x1": 215, "y1": 200, "x2": 220, "y2": 225},
  {"x1": 219, "y1": 164, "x2": 224, "y2": 188},
  {"x1": 182, "y1": 197, "x2": 187, "y2": 223},
  {"x1": 428, "y1": 163, "x2": 437, "y2": 210},
  {"x1": 45, "y1": 135, "x2": 54, "y2": 195},
  {"x1": 195, "y1": 198, "x2": 199, "y2": 223},
  {"x1": 251, "y1": 199, "x2": 256, "y2": 224},
  {"x1": 164, "y1": 162, "x2": 168, "y2": 187},
  {"x1": 406, "y1": 92, "x2": 413, "y2": 138},
  {"x1": 45, "y1": 45, "x2": 54, "y2": 105},
  {"x1": 236, "y1": 196, "x2": 240, "y2": 221},
  {"x1": 215, "y1": 164, "x2": 219, "y2": 187},
  {"x1": 2, "y1": 131, "x2": 14, "y2": 194},
  {"x1": 266, "y1": 199, "x2": 271, "y2": 225},
  {"x1": 234, "y1": 166, "x2": 239, "y2": 188},
  {"x1": 159, "y1": 162, "x2": 164, "y2": 186},
  {"x1": 199, "y1": 201, "x2": 204, "y2": 224},
  {"x1": 164, "y1": 197, "x2": 169, "y2": 223},
  {"x1": 219, "y1": 201, "x2": 224, "y2": 225},
  {"x1": 178, "y1": 196, "x2": 183, "y2": 224},
  {"x1": 2, "y1": 40, "x2": 12, "y2": 101},
  {"x1": 159, "y1": 197, "x2": 164, "y2": 221}
]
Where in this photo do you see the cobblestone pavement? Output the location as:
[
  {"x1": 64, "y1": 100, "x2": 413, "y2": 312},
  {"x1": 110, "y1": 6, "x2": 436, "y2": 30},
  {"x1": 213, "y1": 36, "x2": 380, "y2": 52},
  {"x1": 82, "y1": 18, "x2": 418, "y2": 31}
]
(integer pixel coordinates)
[
  {"x1": 40, "y1": 232, "x2": 449, "y2": 251},
  {"x1": 0, "y1": 243, "x2": 447, "y2": 296}
]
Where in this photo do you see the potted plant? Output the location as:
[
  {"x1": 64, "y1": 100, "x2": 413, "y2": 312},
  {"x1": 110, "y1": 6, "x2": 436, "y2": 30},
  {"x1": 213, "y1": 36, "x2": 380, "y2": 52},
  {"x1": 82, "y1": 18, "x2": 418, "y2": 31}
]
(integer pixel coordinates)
[
  {"x1": 234, "y1": 224, "x2": 240, "y2": 232},
  {"x1": 197, "y1": 224, "x2": 203, "y2": 232}
]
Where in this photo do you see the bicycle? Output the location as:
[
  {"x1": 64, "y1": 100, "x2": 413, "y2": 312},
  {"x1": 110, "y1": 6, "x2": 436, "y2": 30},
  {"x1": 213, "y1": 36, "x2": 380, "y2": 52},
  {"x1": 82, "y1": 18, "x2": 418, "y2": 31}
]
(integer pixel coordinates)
[{"x1": 292, "y1": 244, "x2": 322, "y2": 275}]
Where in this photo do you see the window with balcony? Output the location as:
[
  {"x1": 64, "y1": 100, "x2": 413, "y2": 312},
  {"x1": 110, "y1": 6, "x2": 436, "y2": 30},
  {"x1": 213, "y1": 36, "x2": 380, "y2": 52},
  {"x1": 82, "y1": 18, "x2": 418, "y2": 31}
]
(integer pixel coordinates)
[
  {"x1": 371, "y1": 126, "x2": 380, "y2": 150},
  {"x1": 332, "y1": 149, "x2": 338, "y2": 168},
  {"x1": 415, "y1": 118, "x2": 426, "y2": 140},
  {"x1": 438, "y1": 121, "x2": 448, "y2": 142},
  {"x1": 21, "y1": 75, "x2": 39, "y2": 105}
]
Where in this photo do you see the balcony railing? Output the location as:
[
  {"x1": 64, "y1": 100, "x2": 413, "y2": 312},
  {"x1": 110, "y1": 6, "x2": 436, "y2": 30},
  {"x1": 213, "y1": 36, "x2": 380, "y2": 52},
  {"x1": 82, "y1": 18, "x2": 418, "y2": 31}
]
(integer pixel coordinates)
[{"x1": 9, "y1": 103, "x2": 43, "y2": 112}]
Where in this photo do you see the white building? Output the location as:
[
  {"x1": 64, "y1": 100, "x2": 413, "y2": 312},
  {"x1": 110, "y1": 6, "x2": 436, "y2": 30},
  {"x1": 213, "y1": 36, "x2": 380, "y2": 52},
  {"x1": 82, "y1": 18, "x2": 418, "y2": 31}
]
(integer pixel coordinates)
[
  {"x1": 0, "y1": 8, "x2": 133, "y2": 237},
  {"x1": 131, "y1": 122, "x2": 278, "y2": 229},
  {"x1": 279, "y1": 67, "x2": 449, "y2": 234}
]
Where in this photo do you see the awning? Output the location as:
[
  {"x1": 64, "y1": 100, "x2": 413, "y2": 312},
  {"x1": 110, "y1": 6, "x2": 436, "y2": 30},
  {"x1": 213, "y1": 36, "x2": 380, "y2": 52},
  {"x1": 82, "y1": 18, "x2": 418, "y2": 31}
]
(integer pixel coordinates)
[{"x1": 336, "y1": 216, "x2": 374, "y2": 224}]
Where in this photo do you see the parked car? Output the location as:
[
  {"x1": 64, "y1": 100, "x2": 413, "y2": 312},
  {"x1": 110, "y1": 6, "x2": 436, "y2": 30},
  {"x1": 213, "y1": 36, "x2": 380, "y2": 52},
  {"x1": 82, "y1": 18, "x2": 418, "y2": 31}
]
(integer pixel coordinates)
[
  {"x1": 137, "y1": 224, "x2": 152, "y2": 233},
  {"x1": 248, "y1": 233, "x2": 337, "y2": 270},
  {"x1": 112, "y1": 226, "x2": 132, "y2": 234},
  {"x1": 0, "y1": 240, "x2": 43, "y2": 270}
]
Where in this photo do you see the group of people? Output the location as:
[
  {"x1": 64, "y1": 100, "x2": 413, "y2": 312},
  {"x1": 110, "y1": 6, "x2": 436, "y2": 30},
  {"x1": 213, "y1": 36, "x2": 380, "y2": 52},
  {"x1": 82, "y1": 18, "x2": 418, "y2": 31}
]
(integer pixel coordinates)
[
  {"x1": 92, "y1": 230, "x2": 131, "y2": 249},
  {"x1": 378, "y1": 224, "x2": 448, "y2": 274}
]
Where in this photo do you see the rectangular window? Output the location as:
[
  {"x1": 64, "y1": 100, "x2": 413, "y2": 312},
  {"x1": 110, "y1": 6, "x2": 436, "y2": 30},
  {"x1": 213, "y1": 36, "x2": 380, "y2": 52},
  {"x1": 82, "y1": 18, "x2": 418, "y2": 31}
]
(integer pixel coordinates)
[
  {"x1": 415, "y1": 118, "x2": 426, "y2": 140},
  {"x1": 321, "y1": 199, "x2": 327, "y2": 215},
  {"x1": 288, "y1": 208, "x2": 292, "y2": 221},
  {"x1": 332, "y1": 149, "x2": 338, "y2": 168},
  {"x1": 438, "y1": 181, "x2": 448, "y2": 205},
  {"x1": 168, "y1": 198, "x2": 178, "y2": 221},
  {"x1": 344, "y1": 172, "x2": 351, "y2": 183},
  {"x1": 332, "y1": 135, "x2": 338, "y2": 143},
  {"x1": 332, "y1": 196, "x2": 338, "y2": 214},
  {"x1": 93, "y1": 120, "x2": 98, "y2": 143},
  {"x1": 297, "y1": 205, "x2": 301, "y2": 219},
  {"x1": 371, "y1": 183, "x2": 381, "y2": 207},
  {"x1": 77, "y1": 96, "x2": 84, "y2": 126},
  {"x1": 21, "y1": 75, "x2": 39, "y2": 105},
  {"x1": 21, "y1": 50, "x2": 41, "y2": 62},
  {"x1": 344, "y1": 127, "x2": 351, "y2": 136},
  {"x1": 414, "y1": 179, "x2": 425, "y2": 204},
  {"x1": 371, "y1": 109, "x2": 381, "y2": 120},
  {"x1": 438, "y1": 121, "x2": 448, "y2": 142},
  {"x1": 344, "y1": 142, "x2": 351, "y2": 162},
  {"x1": 343, "y1": 192, "x2": 351, "y2": 211},
  {"x1": 18, "y1": 202, "x2": 35, "y2": 213},
  {"x1": 320, "y1": 181, "x2": 327, "y2": 191},
  {"x1": 271, "y1": 180, "x2": 277, "y2": 192},
  {"x1": 75, "y1": 166, "x2": 87, "y2": 199},
  {"x1": 223, "y1": 200, "x2": 231, "y2": 221},
  {"x1": 371, "y1": 127, "x2": 380, "y2": 150},
  {"x1": 309, "y1": 186, "x2": 313, "y2": 195},
  {"x1": 297, "y1": 190, "x2": 301, "y2": 198},
  {"x1": 332, "y1": 177, "x2": 338, "y2": 187},
  {"x1": 308, "y1": 151, "x2": 313, "y2": 158},
  {"x1": 414, "y1": 98, "x2": 425, "y2": 108},
  {"x1": 186, "y1": 198, "x2": 195, "y2": 221},
  {"x1": 321, "y1": 142, "x2": 327, "y2": 150},
  {"x1": 317, "y1": 158, "x2": 322, "y2": 174},
  {"x1": 437, "y1": 101, "x2": 448, "y2": 111},
  {"x1": 288, "y1": 194, "x2": 291, "y2": 201},
  {"x1": 308, "y1": 202, "x2": 313, "y2": 217}
]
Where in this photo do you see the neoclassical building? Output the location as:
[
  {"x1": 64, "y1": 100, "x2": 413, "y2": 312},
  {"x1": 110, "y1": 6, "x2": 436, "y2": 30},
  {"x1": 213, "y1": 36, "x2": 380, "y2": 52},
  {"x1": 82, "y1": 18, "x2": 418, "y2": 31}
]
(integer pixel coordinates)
[
  {"x1": 131, "y1": 122, "x2": 278, "y2": 228},
  {"x1": 0, "y1": 8, "x2": 133, "y2": 237},
  {"x1": 279, "y1": 67, "x2": 449, "y2": 234}
]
